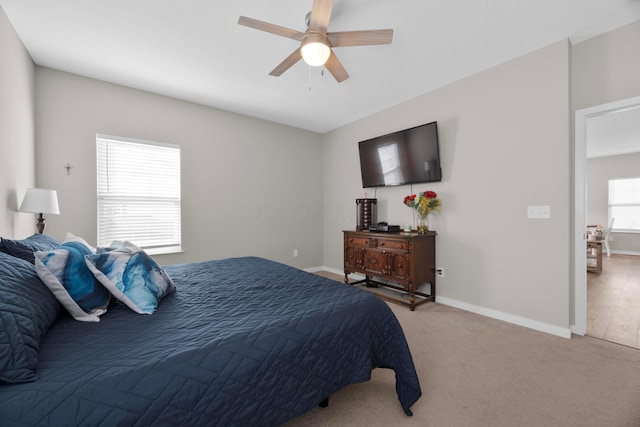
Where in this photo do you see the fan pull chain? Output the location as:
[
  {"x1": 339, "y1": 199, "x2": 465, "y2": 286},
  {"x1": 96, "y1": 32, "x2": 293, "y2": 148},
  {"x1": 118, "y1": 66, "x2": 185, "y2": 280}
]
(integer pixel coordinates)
[{"x1": 308, "y1": 67, "x2": 326, "y2": 91}]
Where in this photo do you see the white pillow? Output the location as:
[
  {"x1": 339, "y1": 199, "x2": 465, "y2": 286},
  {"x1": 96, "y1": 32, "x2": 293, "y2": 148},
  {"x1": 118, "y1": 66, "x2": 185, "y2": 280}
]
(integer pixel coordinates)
[
  {"x1": 85, "y1": 241, "x2": 175, "y2": 314},
  {"x1": 34, "y1": 233, "x2": 110, "y2": 322}
]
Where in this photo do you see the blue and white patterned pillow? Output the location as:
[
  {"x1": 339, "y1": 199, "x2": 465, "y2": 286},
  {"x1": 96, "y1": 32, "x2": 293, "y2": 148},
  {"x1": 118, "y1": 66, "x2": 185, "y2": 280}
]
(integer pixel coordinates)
[
  {"x1": 34, "y1": 233, "x2": 110, "y2": 322},
  {"x1": 85, "y1": 241, "x2": 175, "y2": 314}
]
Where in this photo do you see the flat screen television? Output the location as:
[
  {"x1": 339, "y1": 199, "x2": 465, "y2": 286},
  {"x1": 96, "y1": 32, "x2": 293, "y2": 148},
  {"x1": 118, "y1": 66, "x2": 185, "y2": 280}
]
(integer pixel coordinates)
[{"x1": 358, "y1": 121, "x2": 442, "y2": 188}]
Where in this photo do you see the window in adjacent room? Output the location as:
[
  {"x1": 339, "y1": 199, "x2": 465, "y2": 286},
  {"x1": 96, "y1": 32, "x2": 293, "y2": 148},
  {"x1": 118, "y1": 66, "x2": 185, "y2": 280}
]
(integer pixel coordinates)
[
  {"x1": 96, "y1": 134, "x2": 182, "y2": 254},
  {"x1": 608, "y1": 177, "x2": 640, "y2": 232}
]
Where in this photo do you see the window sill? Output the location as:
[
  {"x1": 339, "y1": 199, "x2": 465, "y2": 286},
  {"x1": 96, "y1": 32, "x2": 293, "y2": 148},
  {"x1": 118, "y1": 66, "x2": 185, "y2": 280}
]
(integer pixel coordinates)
[{"x1": 145, "y1": 245, "x2": 183, "y2": 256}]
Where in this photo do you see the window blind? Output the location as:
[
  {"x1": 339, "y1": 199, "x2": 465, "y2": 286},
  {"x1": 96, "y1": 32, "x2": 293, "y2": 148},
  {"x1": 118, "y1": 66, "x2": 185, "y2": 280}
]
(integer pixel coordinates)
[
  {"x1": 608, "y1": 177, "x2": 640, "y2": 232},
  {"x1": 97, "y1": 135, "x2": 182, "y2": 252}
]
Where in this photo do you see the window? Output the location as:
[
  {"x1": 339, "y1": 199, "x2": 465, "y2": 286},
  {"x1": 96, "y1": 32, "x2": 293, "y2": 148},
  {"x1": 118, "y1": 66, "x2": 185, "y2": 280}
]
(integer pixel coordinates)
[
  {"x1": 97, "y1": 134, "x2": 182, "y2": 254},
  {"x1": 608, "y1": 177, "x2": 640, "y2": 232}
]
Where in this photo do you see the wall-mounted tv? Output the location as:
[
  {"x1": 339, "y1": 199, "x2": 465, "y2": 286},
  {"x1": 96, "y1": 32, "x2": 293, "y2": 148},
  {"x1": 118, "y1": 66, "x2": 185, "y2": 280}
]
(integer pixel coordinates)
[{"x1": 358, "y1": 121, "x2": 442, "y2": 188}]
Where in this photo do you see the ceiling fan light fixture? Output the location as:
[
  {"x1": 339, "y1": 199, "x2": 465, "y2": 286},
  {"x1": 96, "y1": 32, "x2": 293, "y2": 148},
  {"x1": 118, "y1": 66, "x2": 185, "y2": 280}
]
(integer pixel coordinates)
[
  {"x1": 238, "y1": 0, "x2": 393, "y2": 82},
  {"x1": 301, "y1": 34, "x2": 331, "y2": 66}
]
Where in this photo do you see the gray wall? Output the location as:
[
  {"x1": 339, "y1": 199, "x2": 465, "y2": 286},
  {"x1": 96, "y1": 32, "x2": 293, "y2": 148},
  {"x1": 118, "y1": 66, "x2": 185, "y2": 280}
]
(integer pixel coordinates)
[
  {"x1": 323, "y1": 40, "x2": 572, "y2": 334},
  {"x1": 0, "y1": 7, "x2": 36, "y2": 238},
  {"x1": 34, "y1": 68, "x2": 325, "y2": 268},
  {"x1": 572, "y1": 20, "x2": 640, "y2": 112},
  {"x1": 587, "y1": 152, "x2": 640, "y2": 254},
  {"x1": 5, "y1": 0, "x2": 640, "y2": 336}
]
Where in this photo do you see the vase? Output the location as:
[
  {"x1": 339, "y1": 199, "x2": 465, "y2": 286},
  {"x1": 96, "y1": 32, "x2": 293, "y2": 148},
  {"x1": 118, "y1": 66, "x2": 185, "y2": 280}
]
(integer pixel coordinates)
[{"x1": 417, "y1": 215, "x2": 428, "y2": 234}]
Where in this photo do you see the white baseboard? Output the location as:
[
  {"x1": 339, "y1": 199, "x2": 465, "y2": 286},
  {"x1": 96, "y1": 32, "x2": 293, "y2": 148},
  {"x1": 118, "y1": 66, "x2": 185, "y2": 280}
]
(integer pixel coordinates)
[
  {"x1": 427, "y1": 296, "x2": 572, "y2": 339},
  {"x1": 570, "y1": 324, "x2": 585, "y2": 336},
  {"x1": 307, "y1": 265, "x2": 572, "y2": 339},
  {"x1": 611, "y1": 250, "x2": 640, "y2": 256},
  {"x1": 307, "y1": 266, "x2": 572, "y2": 339}
]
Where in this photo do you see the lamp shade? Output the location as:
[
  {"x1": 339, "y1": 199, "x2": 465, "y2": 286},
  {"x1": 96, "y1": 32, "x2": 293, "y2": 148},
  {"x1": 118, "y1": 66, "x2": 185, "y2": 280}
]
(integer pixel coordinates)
[
  {"x1": 19, "y1": 188, "x2": 60, "y2": 215},
  {"x1": 301, "y1": 34, "x2": 331, "y2": 66}
]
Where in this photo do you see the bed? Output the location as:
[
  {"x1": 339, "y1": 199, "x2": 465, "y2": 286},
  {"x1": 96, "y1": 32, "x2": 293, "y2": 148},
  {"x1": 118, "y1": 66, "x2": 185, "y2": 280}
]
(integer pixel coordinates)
[{"x1": 0, "y1": 235, "x2": 421, "y2": 426}]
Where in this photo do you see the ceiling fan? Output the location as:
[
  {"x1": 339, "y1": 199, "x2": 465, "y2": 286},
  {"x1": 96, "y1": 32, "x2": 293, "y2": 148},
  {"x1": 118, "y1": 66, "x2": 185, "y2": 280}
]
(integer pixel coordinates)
[{"x1": 238, "y1": 0, "x2": 393, "y2": 83}]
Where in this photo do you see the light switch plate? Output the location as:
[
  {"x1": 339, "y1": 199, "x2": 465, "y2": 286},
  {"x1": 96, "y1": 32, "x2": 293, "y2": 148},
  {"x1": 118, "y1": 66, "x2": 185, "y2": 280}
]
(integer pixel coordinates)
[{"x1": 527, "y1": 205, "x2": 551, "y2": 219}]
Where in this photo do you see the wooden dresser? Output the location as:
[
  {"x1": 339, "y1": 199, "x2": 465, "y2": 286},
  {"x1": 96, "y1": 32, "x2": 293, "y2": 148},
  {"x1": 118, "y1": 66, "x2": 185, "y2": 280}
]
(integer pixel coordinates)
[{"x1": 343, "y1": 230, "x2": 436, "y2": 310}]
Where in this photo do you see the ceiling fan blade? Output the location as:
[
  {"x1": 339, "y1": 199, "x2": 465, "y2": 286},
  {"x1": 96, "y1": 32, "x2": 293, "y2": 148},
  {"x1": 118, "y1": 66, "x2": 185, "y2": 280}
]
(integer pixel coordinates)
[
  {"x1": 308, "y1": 0, "x2": 333, "y2": 33},
  {"x1": 324, "y1": 50, "x2": 349, "y2": 83},
  {"x1": 238, "y1": 16, "x2": 305, "y2": 41},
  {"x1": 269, "y1": 48, "x2": 303, "y2": 76},
  {"x1": 328, "y1": 29, "x2": 394, "y2": 47}
]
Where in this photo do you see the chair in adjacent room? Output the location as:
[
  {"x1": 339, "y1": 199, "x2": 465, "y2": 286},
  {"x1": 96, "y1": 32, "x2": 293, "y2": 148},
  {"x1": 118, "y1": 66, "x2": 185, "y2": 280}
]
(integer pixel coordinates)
[{"x1": 604, "y1": 217, "x2": 615, "y2": 257}]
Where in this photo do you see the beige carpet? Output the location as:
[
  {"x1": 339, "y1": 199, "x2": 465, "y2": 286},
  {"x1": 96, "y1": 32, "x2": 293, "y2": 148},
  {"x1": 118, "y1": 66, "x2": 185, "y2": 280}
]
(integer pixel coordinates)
[{"x1": 283, "y1": 301, "x2": 640, "y2": 427}]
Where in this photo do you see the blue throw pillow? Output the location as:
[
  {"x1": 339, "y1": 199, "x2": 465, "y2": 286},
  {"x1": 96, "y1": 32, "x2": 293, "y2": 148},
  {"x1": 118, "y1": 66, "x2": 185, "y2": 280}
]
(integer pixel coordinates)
[
  {"x1": 34, "y1": 234, "x2": 110, "y2": 322},
  {"x1": 85, "y1": 241, "x2": 175, "y2": 314},
  {"x1": 0, "y1": 233, "x2": 61, "y2": 264},
  {"x1": 0, "y1": 252, "x2": 61, "y2": 383}
]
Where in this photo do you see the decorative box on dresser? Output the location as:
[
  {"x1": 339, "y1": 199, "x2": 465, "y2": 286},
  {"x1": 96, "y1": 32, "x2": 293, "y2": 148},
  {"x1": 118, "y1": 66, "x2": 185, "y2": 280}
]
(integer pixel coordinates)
[{"x1": 343, "y1": 230, "x2": 436, "y2": 311}]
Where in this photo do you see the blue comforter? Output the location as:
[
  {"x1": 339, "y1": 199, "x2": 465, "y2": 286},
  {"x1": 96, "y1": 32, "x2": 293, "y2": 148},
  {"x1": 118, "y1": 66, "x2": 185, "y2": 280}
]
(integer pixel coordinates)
[{"x1": 0, "y1": 256, "x2": 421, "y2": 426}]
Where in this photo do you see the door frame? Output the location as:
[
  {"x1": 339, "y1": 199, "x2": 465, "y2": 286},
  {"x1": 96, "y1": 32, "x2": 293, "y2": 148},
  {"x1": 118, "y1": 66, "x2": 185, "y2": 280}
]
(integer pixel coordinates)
[{"x1": 573, "y1": 95, "x2": 640, "y2": 335}]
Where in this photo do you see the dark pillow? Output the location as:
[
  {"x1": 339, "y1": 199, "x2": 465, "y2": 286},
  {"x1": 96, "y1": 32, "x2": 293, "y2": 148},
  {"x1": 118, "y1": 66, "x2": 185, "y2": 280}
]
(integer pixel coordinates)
[
  {"x1": 0, "y1": 234, "x2": 61, "y2": 264},
  {"x1": 0, "y1": 251, "x2": 61, "y2": 384}
]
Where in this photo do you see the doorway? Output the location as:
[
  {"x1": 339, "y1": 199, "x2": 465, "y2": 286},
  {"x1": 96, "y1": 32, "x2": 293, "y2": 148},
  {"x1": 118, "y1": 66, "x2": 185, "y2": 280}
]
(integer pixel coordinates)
[{"x1": 574, "y1": 95, "x2": 640, "y2": 337}]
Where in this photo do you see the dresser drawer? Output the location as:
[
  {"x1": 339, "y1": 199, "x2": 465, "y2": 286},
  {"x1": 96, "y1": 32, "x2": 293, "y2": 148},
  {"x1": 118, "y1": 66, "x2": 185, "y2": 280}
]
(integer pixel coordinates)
[
  {"x1": 376, "y1": 238, "x2": 408, "y2": 251},
  {"x1": 345, "y1": 236, "x2": 372, "y2": 247}
]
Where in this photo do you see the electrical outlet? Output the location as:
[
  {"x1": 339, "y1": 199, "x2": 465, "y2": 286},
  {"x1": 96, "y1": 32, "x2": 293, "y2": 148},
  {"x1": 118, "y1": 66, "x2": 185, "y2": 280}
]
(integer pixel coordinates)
[
  {"x1": 293, "y1": 249, "x2": 299, "y2": 257},
  {"x1": 436, "y1": 267, "x2": 445, "y2": 277}
]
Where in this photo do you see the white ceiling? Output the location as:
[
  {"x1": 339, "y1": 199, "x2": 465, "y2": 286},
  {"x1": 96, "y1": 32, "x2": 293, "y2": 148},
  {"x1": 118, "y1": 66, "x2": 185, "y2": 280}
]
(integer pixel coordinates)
[
  {"x1": 2, "y1": 0, "x2": 640, "y2": 134},
  {"x1": 587, "y1": 106, "x2": 640, "y2": 158}
]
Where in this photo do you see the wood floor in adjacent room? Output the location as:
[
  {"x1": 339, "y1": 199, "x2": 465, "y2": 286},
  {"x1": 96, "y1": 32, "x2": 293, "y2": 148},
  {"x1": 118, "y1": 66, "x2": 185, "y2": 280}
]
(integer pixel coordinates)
[{"x1": 587, "y1": 254, "x2": 640, "y2": 349}]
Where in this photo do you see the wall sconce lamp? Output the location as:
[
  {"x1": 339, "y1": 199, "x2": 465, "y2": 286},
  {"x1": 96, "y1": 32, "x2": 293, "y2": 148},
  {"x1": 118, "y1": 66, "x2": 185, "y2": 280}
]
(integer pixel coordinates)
[{"x1": 19, "y1": 188, "x2": 60, "y2": 234}]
